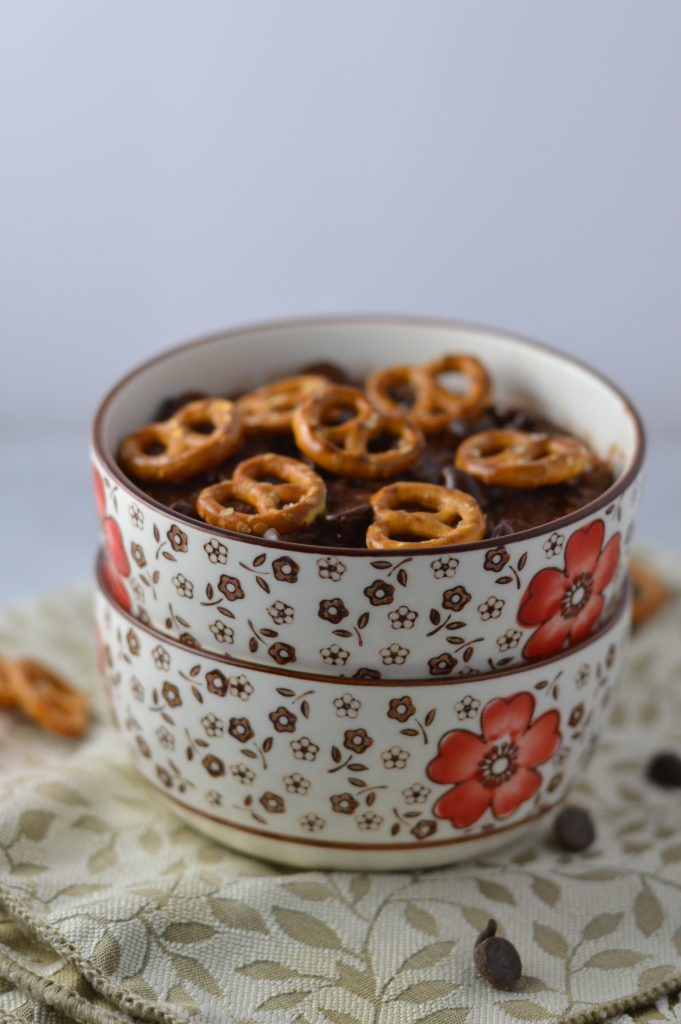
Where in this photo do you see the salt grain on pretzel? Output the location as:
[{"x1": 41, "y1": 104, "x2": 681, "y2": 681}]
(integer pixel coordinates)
[
  {"x1": 366, "y1": 481, "x2": 486, "y2": 549},
  {"x1": 366, "y1": 354, "x2": 491, "y2": 434},
  {"x1": 196, "y1": 453, "x2": 326, "y2": 536},
  {"x1": 8, "y1": 659, "x2": 89, "y2": 738},
  {"x1": 118, "y1": 398, "x2": 242, "y2": 483},
  {"x1": 237, "y1": 375, "x2": 329, "y2": 433},
  {"x1": 455, "y1": 429, "x2": 592, "y2": 488},
  {"x1": 292, "y1": 385, "x2": 425, "y2": 479}
]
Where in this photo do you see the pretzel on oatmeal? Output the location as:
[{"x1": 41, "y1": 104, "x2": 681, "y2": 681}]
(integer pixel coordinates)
[
  {"x1": 237, "y1": 375, "x2": 329, "y2": 433},
  {"x1": 292, "y1": 385, "x2": 425, "y2": 480},
  {"x1": 7, "y1": 659, "x2": 89, "y2": 738},
  {"x1": 455, "y1": 429, "x2": 592, "y2": 488},
  {"x1": 0, "y1": 657, "x2": 16, "y2": 710},
  {"x1": 366, "y1": 482, "x2": 486, "y2": 549},
  {"x1": 366, "y1": 354, "x2": 491, "y2": 434},
  {"x1": 631, "y1": 558, "x2": 668, "y2": 627},
  {"x1": 196, "y1": 453, "x2": 326, "y2": 535},
  {"x1": 118, "y1": 398, "x2": 242, "y2": 483}
]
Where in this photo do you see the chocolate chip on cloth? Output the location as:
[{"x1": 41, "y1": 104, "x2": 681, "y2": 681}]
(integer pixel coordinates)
[
  {"x1": 553, "y1": 804, "x2": 596, "y2": 852},
  {"x1": 474, "y1": 919, "x2": 523, "y2": 990},
  {"x1": 647, "y1": 751, "x2": 681, "y2": 788}
]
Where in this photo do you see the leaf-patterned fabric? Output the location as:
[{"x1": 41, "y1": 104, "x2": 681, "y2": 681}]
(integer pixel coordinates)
[{"x1": 0, "y1": 569, "x2": 680, "y2": 1024}]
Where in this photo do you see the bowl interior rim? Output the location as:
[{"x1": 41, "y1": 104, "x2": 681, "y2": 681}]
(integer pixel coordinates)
[
  {"x1": 96, "y1": 551, "x2": 631, "y2": 686},
  {"x1": 91, "y1": 313, "x2": 646, "y2": 557}
]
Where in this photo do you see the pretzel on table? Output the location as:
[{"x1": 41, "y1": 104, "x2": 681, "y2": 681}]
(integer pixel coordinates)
[
  {"x1": 1, "y1": 656, "x2": 88, "y2": 738},
  {"x1": 630, "y1": 558, "x2": 668, "y2": 628}
]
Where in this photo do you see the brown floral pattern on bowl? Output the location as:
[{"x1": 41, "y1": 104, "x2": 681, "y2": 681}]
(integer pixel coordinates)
[
  {"x1": 95, "y1": 460, "x2": 637, "y2": 678},
  {"x1": 96, "y1": 569, "x2": 631, "y2": 868}
]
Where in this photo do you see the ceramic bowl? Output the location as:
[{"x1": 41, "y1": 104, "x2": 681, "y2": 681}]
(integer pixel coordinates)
[
  {"x1": 96, "y1": 550, "x2": 631, "y2": 870},
  {"x1": 91, "y1": 316, "x2": 643, "y2": 679}
]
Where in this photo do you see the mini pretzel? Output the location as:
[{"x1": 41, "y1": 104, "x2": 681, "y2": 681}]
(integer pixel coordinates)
[
  {"x1": 118, "y1": 398, "x2": 242, "y2": 483},
  {"x1": 237, "y1": 375, "x2": 329, "y2": 433},
  {"x1": 7, "y1": 659, "x2": 89, "y2": 738},
  {"x1": 0, "y1": 657, "x2": 16, "y2": 710},
  {"x1": 631, "y1": 559, "x2": 668, "y2": 627},
  {"x1": 196, "y1": 453, "x2": 326, "y2": 536},
  {"x1": 455, "y1": 429, "x2": 592, "y2": 488},
  {"x1": 292, "y1": 385, "x2": 425, "y2": 479},
  {"x1": 366, "y1": 354, "x2": 491, "y2": 433},
  {"x1": 366, "y1": 482, "x2": 486, "y2": 549}
]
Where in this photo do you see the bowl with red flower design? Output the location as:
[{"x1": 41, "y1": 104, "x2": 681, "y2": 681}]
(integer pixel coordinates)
[
  {"x1": 96, "y1": 548, "x2": 631, "y2": 871},
  {"x1": 92, "y1": 316, "x2": 643, "y2": 677}
]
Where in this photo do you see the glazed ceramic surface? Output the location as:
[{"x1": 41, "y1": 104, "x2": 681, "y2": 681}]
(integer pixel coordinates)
[
  {"x1": 92, "y1": 317, "x2": 644, "y2": 678},
  {"x1": 95, "y1": 558, "x2": 631, "y2": 871}
]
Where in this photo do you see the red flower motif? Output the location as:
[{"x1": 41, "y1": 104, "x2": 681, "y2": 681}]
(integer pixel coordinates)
[
  {"x1": 518, "y1": 521, "x2": 620, "y2": 660},
  {"x1": 94, "y1": 626, "x2": 108, "y2": 675},
  {"x1": 428, "y1": 692, "x2": 560, "y2": 828},
  {"x1": 101, "y1": 556, "x2": 131, "y2": 613},
  {"x1": 103, "y1": 517, "x2": 130, "y2": 578},
  {"x1": 93, "y1": 469, "x2": 106, "y2": 521}
]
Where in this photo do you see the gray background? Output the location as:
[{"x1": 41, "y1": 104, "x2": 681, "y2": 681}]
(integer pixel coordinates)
[{"x1": 1, "y1": 0, "x2": 680, "y2": 605}]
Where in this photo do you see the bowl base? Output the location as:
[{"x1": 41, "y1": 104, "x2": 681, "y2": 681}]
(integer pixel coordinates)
[{"x1": 159, "y1": 791, "x2": 550, "y2": 871}]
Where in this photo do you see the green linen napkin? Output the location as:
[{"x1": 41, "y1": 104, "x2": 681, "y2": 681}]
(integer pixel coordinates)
[{"x1": 0, "y1": 567, "x2": 680, "y2": 1024}]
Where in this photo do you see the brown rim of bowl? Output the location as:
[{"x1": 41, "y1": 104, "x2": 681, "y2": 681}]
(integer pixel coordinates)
[
  {"x1": 96, "y1": 551, "x2": 631, "y2": 687},
  {"x1": 91, "y1": 313, "x2": 646, "y2": 557}
]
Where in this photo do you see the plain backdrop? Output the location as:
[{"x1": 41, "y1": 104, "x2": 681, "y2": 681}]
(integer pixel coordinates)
[{"x1": 1, "y1": 0, "x2": 680, "y2": 603}]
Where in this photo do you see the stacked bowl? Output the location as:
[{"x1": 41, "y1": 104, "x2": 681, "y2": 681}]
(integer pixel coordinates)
[{"x1": 91, "y1": 317, "x2": 643, "y2": 869}]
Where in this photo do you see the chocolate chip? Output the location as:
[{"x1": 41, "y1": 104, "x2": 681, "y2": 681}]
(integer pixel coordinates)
[
  {"x1": 474, "y1": 919, "x2": 522, "y2": 990},
  {"x1": 156, "y1": 391, "x2": 208, "y2": 421},
  {"x1": 553, "y1": 805, "x2": 595, "y2": 851},
  {"x1": 439, "y1": 465, "x2": 457, "y2": 490},
  {"x1": 263, "y1": 528, "x2": 282, "y2": 542},
  {"x1": 490, "y1": 404, "x2": 536, "y2": 431},
  {"x1": 467, "y1": 410, "x2": 499, "y2": 433},
  {"x1": 324, "y1": 483, "x2": 373, "y2": 544},
  {"x1": 300, "y1": 361, "x2": 348, "y2": 384},
  {"x1": 491, "y1": 520, "x2": 514, "y2": 538},
  {"x1": 475, "y1": 919, "x2": 498, "y2": 946},
  {"x1": 506, "y1": 411, "x2": 536, "y2": 431},
  {"x1": 647, "y1": 752, "x2": 681, "y2": 788},
  {"x1": 170, "y1": 498, "x2": 198, "y2": 519},
  {"x1": 440, "y1": 465, "x2": 489, "y2": 509},
  {"x1": 443, "y1": 418, "x2": 470, "y2": 442}
]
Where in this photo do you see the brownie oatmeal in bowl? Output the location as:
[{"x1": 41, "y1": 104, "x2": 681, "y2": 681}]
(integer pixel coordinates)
[
  {"x1": 120, "y1": 356, "x2": 615, "y2": 550},
  {"x1": 91, "y1": 316, "x2": 643, "y2": 677}
]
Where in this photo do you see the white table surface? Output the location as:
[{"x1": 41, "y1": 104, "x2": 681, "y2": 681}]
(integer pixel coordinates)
[{"x1": 0, "y1": 426, "x2": 678, "y2": 611}]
